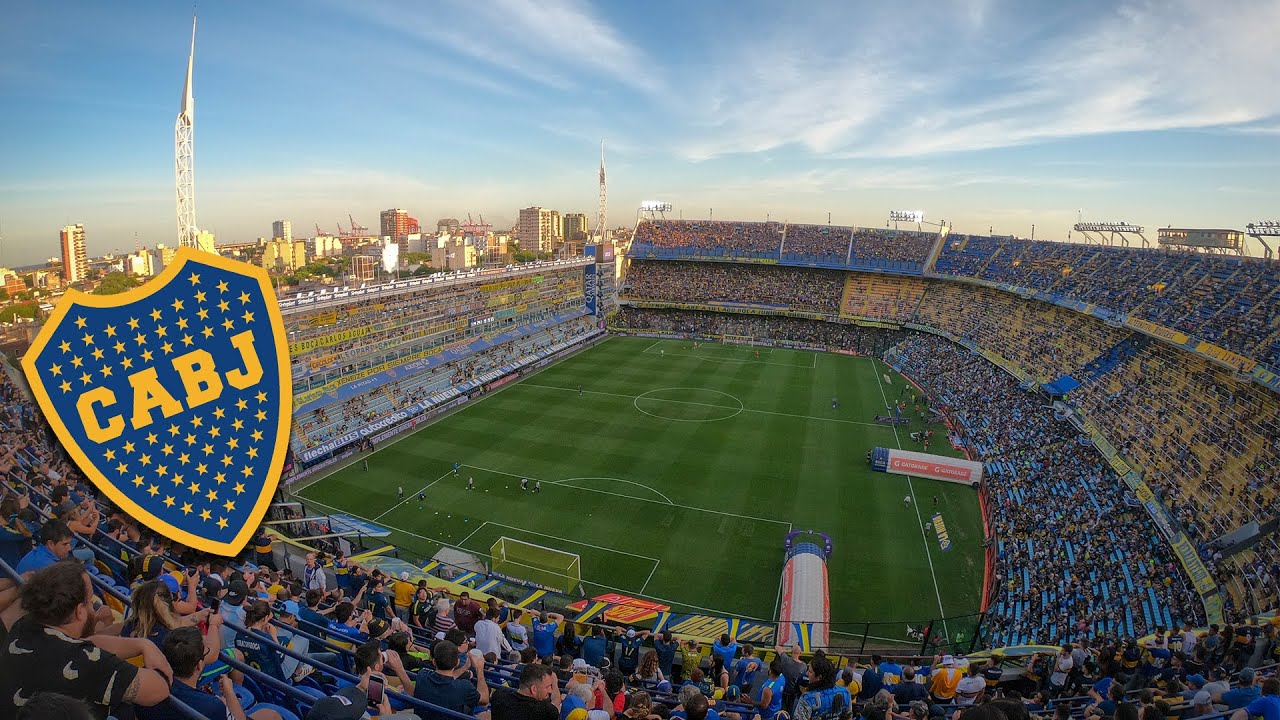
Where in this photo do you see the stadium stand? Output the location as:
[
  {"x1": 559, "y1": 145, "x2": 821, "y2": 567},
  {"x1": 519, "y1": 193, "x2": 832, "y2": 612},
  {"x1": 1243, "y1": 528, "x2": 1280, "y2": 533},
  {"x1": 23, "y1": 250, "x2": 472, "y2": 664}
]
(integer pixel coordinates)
[
  {"x1": 935, "y1": 237, "x2": 1280, "y2": 369},
  {"x1": 3, "y1": 232, "x2": 1279, "y2": 720},
  {"x1": 623, "y1": 259, "x2": 846, "y2": 314}
]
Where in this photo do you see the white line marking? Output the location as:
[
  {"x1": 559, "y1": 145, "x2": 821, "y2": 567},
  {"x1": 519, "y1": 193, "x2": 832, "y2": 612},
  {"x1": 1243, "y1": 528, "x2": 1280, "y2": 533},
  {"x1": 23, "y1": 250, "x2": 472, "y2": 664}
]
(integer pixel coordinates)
[
  {"x1": 772, "y1": 521, "x2": 793, "y2": 622},
  {"x1": 873, "y1": 358, "x2": 949, "y2": 638},
  {"x1": 521, "y1": 383, "x2": 888, "y2": 429},
  {"x1": 639, "y1": 560, "x2": 662, "y2": 595},
  {"x1": 462, "y1": 463, "x2": 790, "y2": 526},
  {"x1": 646, "y1": 346, "x2": 816, "y2": 368},
  {"x1": 374, "y1": 469, "x2": 455, "y2": 520},
  {"x1": 289, "y1": 335, "x2": 614, "y2": 492},
  {"x1": 632, "y1": 387, "x2": 744, "y2": 423},
  {"x1": 457, "y1": 520, "x2": 489, "y2": 548},
  {"x1": 643, "y1": 339, "x2": 662, "y2": 353},
  {"x1": 284, "y1": 490, "x2": 772, "y2": 619},
  {"x1": 482, "y1": 521, "x2": 662, "y2": 562},
  {"x1": 555, "y1": 477, "x2": 674, "y2": 505}
]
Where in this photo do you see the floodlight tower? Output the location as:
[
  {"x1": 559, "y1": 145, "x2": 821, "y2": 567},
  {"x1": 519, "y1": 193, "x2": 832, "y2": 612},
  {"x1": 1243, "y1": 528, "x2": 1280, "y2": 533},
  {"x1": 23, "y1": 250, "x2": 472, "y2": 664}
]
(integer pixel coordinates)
[
  {"x1": 1072, "y1": 221, "x2": 1148, "y2": 248},
  {"x1": 593, "y1": 141, "x2": 607, "y2": 243},
  {"x1": 1245, "y1": 221, "x2": 1280, "y2": 260},
  {"x1": 175, "y1": 16, "x2": 198, "y2": 248}
]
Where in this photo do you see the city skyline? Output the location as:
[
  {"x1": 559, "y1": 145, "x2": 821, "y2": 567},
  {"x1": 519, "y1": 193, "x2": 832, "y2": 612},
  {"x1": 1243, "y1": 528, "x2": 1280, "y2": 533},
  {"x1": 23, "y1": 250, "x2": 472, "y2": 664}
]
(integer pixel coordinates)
[{"x1": 2, "y1": 0, "x2": 1280, "y2": 264}]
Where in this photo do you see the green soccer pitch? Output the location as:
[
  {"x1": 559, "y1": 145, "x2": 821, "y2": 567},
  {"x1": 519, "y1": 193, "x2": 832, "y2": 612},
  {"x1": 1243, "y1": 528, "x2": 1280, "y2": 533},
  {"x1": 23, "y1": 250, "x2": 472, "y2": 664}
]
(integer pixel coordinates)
[{"x1": 293, "y1": 336, "x2": 984, "y2": 636}]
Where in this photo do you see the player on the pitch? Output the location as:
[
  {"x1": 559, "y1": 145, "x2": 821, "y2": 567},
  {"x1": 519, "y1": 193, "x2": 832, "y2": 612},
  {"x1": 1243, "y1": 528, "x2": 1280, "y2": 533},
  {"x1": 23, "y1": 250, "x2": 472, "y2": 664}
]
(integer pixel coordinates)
[
  {"x1": 453, "y1": 462, "x2": 461, "y2": 477},
  {"x1": 418, "y1": 490, "x2": 425, "y2": 510},
  {"x1": 467, "y1": 477, "x2": 475, "y2": 491},
  {"x1": 398, "y1": 486, "x2": 404, "y2": 500},
  {"x1": 533, "y1": 480, "x2": 541, "y2": 493},
  {"x1": 903, "y1": 495, "x2": 912, "y2": 508},
  {"x1": 831, "y1": 396, "x2": 839, "y2": 410},
  {"x1": 520, "y1": 478, "x2": 529, "y2": 491}
]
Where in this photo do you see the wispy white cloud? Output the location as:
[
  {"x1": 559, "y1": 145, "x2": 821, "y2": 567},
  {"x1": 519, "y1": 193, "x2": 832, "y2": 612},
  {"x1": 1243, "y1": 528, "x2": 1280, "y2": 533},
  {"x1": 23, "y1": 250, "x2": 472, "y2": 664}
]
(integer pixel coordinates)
[
  {"x1": 708, "y1": 166, "x2": 1119, "y2": 195},
  {"x1": 675, "y1": 0, "x2": 1280, "y2": 160},
  {"x1": 329, "y1": 0, "x2": 662, "y2": 95}
]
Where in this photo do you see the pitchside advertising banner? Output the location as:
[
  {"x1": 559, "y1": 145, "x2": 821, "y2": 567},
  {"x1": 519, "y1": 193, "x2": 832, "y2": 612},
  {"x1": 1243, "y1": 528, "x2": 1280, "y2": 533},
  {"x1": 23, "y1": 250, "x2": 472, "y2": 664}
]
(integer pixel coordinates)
[
  {"x1": 869, "y1": 447, "x2": 984, "y2": 486},
  {"x1": 583, "y1": 262, "x2": 598, "y2": 316}
]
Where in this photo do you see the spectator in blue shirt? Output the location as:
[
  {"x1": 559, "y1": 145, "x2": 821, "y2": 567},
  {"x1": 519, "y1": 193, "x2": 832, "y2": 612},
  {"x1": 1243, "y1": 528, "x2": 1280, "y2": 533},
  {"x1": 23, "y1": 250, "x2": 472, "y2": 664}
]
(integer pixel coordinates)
[
  {"x1": 1222, "y1": 668, "x2": 1263, "y2": 711},
  {"x1": 581, "y1": 626, "x2": 608, "y2": 668},
  {"x1": 653, "y1": 631, "x2": 679, "y2": 679},
  {"x1": 1229, "y1": 677, "x2": 1279, "y2": 720},
  {"x1": 711, "y1": 634, "x2": 738, "y2": 678},
  {"x1": 531, "y1": 611, "x2": 563, "y2": 660},
  {"x1": 15, "y1": 520, "x2": 73, "y2": 575}
]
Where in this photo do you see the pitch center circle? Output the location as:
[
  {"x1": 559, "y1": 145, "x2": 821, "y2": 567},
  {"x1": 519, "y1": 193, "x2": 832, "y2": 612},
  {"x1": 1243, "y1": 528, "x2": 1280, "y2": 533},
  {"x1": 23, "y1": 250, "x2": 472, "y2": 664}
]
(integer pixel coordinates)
[{"x1": 633, "y1": 387, "x2": 745, "y2": 423}]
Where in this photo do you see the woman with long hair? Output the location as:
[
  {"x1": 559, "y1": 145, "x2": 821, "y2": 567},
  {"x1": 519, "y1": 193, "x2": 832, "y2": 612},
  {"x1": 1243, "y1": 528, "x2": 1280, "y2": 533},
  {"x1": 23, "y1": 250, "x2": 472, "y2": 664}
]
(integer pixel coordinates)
[
  {"x1": 124, "y1": 579, "x2": 227, "y2": 673},
  {"x1": 557, "y1": 621, "x2": 582, "y2": 659},
  {"x1": 634, "y1": 650, "x2": 664, "y2": 685}
]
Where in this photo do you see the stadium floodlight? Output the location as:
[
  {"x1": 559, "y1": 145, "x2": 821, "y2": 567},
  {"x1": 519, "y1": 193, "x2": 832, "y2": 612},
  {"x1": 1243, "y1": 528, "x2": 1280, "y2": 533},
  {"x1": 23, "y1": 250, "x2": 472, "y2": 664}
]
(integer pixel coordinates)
[
  {"x1": 889, "y1": 210, "x2": 925, "y2": 224},
  {"x1": 639, "y1": 201, "x2": 673, "y2": 212},
  {"x1": 1246, "y1": 221, "x2": 1280, "y2": 235},
  {"x1": 1073, "y1": 222, "x2": 1144, "y2": 234}
]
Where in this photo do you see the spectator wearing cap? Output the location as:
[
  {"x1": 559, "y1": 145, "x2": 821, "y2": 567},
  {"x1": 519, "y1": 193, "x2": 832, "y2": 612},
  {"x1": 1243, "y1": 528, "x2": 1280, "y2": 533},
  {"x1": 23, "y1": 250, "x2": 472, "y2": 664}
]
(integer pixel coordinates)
[
  {"x1": 1229, "y1": 677, "x2": 1280, "y2": 720},
  {"x1": 1222, "y1": 668, "x2": 1263, "y2": 710},
  {"x1": 1205, "y1": 667, "x2": 1232, "y2": 706},
  {"x1": 139, "y1": 625, "x2": 286, "y2": 720},
  {"x1": 0, "y1": 561, "x2": 172, "y2": 720},
  {"x1": 392, "y1": 573, "x2": 415, "y2": 621},
  {"x1": 929, "y1": 656, "x2": 961, "y2": 705},
  {"x1": 413, "y1": 639, "x2": 490, "y2": 717},
  {"x1": 620, "y1": 627, "x2": 650, "y2": 677},
  {"x1": 219, "y1": 579, "x2": 251, "y2": 649},
  {"x1": 202, "y1": 559, "x2": 233, "y2": 601}
]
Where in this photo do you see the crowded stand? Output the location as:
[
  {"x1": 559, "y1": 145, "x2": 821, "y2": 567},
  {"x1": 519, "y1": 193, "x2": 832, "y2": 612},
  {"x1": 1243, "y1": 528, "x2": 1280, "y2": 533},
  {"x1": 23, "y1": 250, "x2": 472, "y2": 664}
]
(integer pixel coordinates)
[
  {"x1": 292, "y1": 319, "x2": 596, "y2": 452},
  {"x1": 631, "y1": 220, "x2": 784, "y2": 254},
  {"x1": 614, "y1": 307, "x2": 906, "y2": 356},
  {"x1": 622, "y1": 260, "x2": 846, "y2": 314},
  {"x1": 782, "y1": 224, "x2": 853, "y2": 262},
  {"x1": 841, "y1": 275, "x2": 928, "y2": 325},
  {"x1": 1072, "y1": 341, "x2": 1280, "y2": 615},
  {"x1": 935, "y1": 237, "x2": 1280, "y2": 370},
  {"x1": 630, "y1": 219, "x2": 938, "y2": 269},
  {"x1": 913, "y1": 283, "x2": 1132, "y2": 385},
  {"x1": 851, "y1": 229, "x2": 935, "y2": 266},
  {"x1": 618, "y1": 257, "x2": 1280, "y2": 627},
  {"x1": 886, "y1": 334, "x2": 1207, "y2": 644}
]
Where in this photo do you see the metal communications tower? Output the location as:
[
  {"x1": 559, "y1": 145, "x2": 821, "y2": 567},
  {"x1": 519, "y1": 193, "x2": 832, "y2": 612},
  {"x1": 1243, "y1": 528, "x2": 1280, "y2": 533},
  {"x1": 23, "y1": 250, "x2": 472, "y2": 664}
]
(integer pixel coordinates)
[
  {"x1": 176, "y1": 17, "x2": 198, "y2": 248},
  {"x1": 593, "y1": 140, "x2": 607, "y2": 243}
]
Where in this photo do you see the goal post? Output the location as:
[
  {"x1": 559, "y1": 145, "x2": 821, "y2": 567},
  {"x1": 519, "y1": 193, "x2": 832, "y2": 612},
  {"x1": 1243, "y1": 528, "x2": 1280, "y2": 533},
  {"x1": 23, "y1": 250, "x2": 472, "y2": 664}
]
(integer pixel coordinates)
[
  {"x1": 489, "y1": 536, "x2": 582, "y2": 595},
  {"x1": 715, "y1": 334, "x2": 755, "y2": 346}
]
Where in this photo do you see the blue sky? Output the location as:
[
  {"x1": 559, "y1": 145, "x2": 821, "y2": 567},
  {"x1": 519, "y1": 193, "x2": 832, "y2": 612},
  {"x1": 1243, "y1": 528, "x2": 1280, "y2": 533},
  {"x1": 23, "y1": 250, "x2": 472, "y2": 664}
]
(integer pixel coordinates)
[{"x1": 2, "y1": 0, "x2": 1280, "y2": 264}]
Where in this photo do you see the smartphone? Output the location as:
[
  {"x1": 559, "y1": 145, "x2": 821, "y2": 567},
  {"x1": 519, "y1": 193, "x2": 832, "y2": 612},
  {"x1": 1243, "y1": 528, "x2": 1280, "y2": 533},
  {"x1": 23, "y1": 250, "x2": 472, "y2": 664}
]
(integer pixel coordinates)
[{"x1": 366, "y1": 673, "x2": 386, "y2": 708}]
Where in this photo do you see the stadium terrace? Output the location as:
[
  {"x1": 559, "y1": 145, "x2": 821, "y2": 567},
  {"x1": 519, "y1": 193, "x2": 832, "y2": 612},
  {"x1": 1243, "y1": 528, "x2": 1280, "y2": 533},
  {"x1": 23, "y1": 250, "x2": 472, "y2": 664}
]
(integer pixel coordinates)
[{"x1": 1, "y1": 224, "x2": 1278, "y2": 720}]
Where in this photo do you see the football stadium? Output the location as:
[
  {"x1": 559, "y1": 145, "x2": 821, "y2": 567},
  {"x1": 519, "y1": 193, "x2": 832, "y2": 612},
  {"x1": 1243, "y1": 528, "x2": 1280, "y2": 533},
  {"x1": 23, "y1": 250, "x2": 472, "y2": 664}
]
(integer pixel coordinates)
[
  {"x1": 7, "y1": 217, "x2": 1280, "y2": 720},
  {"x1": 5, "y1": 3, "x2": 1280, "y2": 717}
]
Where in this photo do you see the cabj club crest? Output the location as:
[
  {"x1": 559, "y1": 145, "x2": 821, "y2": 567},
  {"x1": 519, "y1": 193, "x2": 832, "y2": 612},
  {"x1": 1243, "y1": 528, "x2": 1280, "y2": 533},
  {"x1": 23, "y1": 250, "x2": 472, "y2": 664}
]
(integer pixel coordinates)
[{"x1": 21, "y1": 248, "x2": 292, "y2": 555}]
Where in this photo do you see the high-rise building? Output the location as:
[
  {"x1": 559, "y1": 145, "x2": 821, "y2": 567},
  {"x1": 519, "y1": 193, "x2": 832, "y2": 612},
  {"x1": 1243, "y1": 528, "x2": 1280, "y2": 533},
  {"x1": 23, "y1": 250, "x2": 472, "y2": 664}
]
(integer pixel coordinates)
[
  {"x1": 380, "y1": 209, "x2": 420, "y2": 252},
  {"x1": 564, "y1": 213, "x2": 589, "y2": 243},
  {"x1": 517, "y1": 207, "x2": 555, "y2": 253},
  {"x1": 548, "y1": 210, "x2": 563, "y2": 248},
  {"x1": 262, "y1": 238, "x2": 307, "y2": 272},
  {"x1": 60, "y1": 225, "x2": 89, "y2": 283},
  {"x1": 271, "y1": 220, "x2": 292, "y2": 244}
]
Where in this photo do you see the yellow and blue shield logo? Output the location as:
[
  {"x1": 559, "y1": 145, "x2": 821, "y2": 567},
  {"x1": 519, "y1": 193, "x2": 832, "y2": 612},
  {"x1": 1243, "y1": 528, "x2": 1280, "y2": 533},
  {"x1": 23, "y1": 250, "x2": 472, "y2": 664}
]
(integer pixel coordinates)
[{"x1": 21, "y1": 248, "x2": 292, "y2": 555}]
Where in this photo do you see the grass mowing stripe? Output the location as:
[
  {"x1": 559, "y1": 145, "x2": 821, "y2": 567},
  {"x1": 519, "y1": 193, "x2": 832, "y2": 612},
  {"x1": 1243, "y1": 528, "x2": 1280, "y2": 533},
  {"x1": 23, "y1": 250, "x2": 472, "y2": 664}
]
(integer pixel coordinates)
[
  {"x1": 295, "y1": 337, "x2": 982, "y2": 627},
  {"x1": 872, "y1": 357, "x2": 949, "y2": 638}
]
